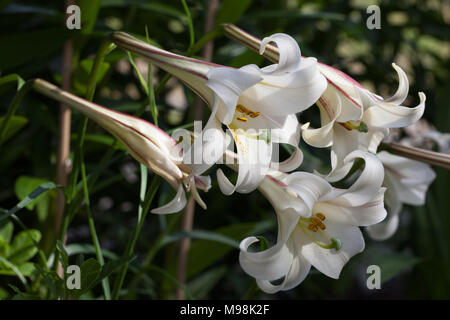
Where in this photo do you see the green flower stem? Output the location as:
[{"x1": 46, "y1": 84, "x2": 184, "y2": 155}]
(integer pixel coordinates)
[
  {"x1": 68, "y1": 41, "x2": 116, "y2": 201},
  {"x1": 145, "y1": 26, "x2": 158, "y2": 126},
  {"x1": 126, "y1": 213, "x2": 182, "y2": 297},
  {"x1": 32, "y1": 40, "x2": 116, "y2": 297},
  {"x1": 0, "y1": 80, "x2": 33, "y2": 147},
  {"x1": 111, "y1": 175, "x2": 162, "y2": 299},
  {"x1": 222, "y1": 24, "x2": 279, "y2": 63},
  {"x1": 73, "y1": 41, "x2": 115, "y2": 300},
  {"x1": 181, "y1": 0, "x2": 195, "y2": 49},
  {"x1": 80, "y1": 160, "x2": 111, "y2": 300}
]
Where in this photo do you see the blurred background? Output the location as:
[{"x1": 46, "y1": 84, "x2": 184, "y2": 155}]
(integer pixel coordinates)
[{"x1": 0, "y1": 0, "x2": 449, "y2": 299}]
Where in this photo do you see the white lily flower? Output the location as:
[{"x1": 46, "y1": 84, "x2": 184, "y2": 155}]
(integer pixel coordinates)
[
  {"x1": 302, "y1": 63, "x2": 426, "y2": 182},
  {"x1": 33, "y1": 79, "x2": 210, "y2": 214},
  {"x1": 366, "y1": 151, "x2": 436, "y2": 240},
  {"x1": 422, "y1": 131, "x2": 450, "y2": 154},
  {"x1": 113, "y1": 32, "x2": 326, "y2": 195},
  {"x1": 238, "y1": 150, "x2": 387, "y2": 293}
]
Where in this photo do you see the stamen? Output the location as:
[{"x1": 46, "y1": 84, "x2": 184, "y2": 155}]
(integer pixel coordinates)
[
  {"x1": 311, "y1": 217, "x2": 322, "y2": 226},
  {"x1": 236, "y1": 105, "x2": 247, "y2": 113},
  {"x1": 315, "y1": 213, "x2": 325, "y2": 221},
  {"x1": 316, "y1": 212, "x2": 325, "y2": 221},
  {"x1": 297, "y1": 214, "x2": 341, "y2": 251},
  {"x1": 237, "y1": 117, "x2": 248, "y2": 122},
  {"x1": 235, "y1": 104, "x2": 260, "y2": 118}
]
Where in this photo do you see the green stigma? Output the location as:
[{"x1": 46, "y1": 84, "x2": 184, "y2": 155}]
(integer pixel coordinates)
[{"x1": 357, "y1": 121, "x2": 368, "y2": 133}]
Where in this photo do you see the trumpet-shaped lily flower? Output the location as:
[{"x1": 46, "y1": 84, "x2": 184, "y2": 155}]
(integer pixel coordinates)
[
  {"x1": 113, "y1": 32, "x2": 326, "y2": 195},
  {"x1": 302, "y1": 63, "x2": 426, "y2": 182},
  {"x1": 33, "y1": 78, "x2": 209, "y2": 214},
  {"x1": 366, "y1": 151, "x2": 436, "y2": 240},
  {"x1": 238, "y1": 150, "x2": 387, "y2": 293}
]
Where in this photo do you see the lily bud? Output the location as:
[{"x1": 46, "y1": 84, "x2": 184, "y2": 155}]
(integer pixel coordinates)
[{"x1": 32, "y1": 78, "x2": 207, "y2": 214}]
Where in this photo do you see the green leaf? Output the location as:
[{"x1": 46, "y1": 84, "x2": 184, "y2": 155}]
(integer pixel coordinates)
[
  {"x1": 162, "y1": 230, "x2": 240, "y2": 248},
  {"x1": 216, "y1": 0, "x2": 253, "y2": 25},
  {"x1": 1, "y1": 180, "x2": 60, "y2": 222},
  {"x1": 8, "y1": 229, "x2": 41, "y2": 265},
  {"x1": 69, "y1": 258, "x2": 102, "y2": 299},
  {"x1": 187, "y1": 266, "x2": 227, "y2": 299},
  {"x1": 72, "y1": 133, "x2": 124, "y2": 150},
  {"x1": 9, "y1": 285, "x2": 39, "y2": 300},
  {"x1": 17, "y1": 262, "x2": 36, "y2": 277},
  {"x1": 14, "y1": 176, "x2": 50, "y2": 211},
  {"x1": 0, "y1": 221, "x2": 13, "y2": 244},
  {"x1": 256, "y1": 236, "x2": 269, "y2": 252},
  {"x1": 378, "y1": 253, "x2": 421, "y2": 284},
  {"x1": 361, "y1": 245, "x2": 422, "y2": 284},
  {"x1": 56, "y1": 240, "x2": 69, "y2": 272},
  {"x1": 0, "y1": 257, "x2": 26, "y2": 285},
  {"x1": 72, "y1": 58, "x2": 110, "y2": 96},
  {"x1": 0, "y1": 74, "x2": 25, "y2": 91},
  {"x1": 0, "y1": 287, "x2": 9, "y2": 299},
  {"x1": 101, "y1": 0, "x2": 185, "y2": 19},
  {"x1": 0, "y1": 116, "x2": 28, "y2": 143},
  {"x1": 78, "y1": 0, "x2": 102, "y2": 34},
  {"x1": 96, "y1": 256, "x2": 136, "y2": 285},
  {"x1": 65, "y1": 243, "x2": 119, "y2": 260},
  {"x1": 186, "y1": 220, "x2": 274, "y2": 278}
]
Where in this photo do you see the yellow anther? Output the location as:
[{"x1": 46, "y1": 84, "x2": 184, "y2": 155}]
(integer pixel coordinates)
[
  {"x1": 318, "y1": 223, "x2": 326, "y2": 230},
  {"x1": 237, "y1": 117, "x2": 248, "y2": 122},
  {"x1": 236, "y1": 104, "x2": 260, "y2": 118},
  {"x1": 315, "y1": 213, "x2": 326, "y2": 221},
  {"x1": 311, "y1": 217, "x2": 322, "y2": 226},
  {"x1": 236, "y1": 105, "x2": 247, "y2": 113},
  {"x1": 308, "y1": 224, "x2": 318, "y2": 232}
]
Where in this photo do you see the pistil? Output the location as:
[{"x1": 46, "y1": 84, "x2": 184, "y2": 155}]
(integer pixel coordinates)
[{"x1": 340, "y1": 121, "x2": 368, "y2": 133}]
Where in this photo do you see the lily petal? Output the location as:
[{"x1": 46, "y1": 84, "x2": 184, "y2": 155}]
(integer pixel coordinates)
[
  {"x1": 319, "y1": 124, "x2": 359, "y2": 182},
  {"x1": 284, "y1": 172, "x2": 333, "y2": 213},
  {"x1": 297, "y1": 222, "x2": 365, "y2": 279},
  {"x1": 217, "y1": 128, "x2": 272, "y2": 195},
  {"x1": 185, "y1": 101, "x2": 230, "y2": 176},
  {"x1": 316, "y1": 187, "x2": 387, "y2": 227},
  {"x1": 362, "y1": 92, "x2": 426, "y2": 128},
  {"x1": 366, "y1": 175, "x2": 402, "y2": 240},
  {"x1": 239, "y1": 236, "x2": 294, "y2": 282},
  {"x1": 256, "y1": 242, "x2": 311, "y2": 293},
  {"x1": 330, "y1": 150, "x2": 384, "y2": 206},
  {"x1": 301, "y1": 89, "x2": 342, "y2": 148},
  {"x1": 206, "y1": 67, "x2": 262, "y2": 124},
  {"x1": 379, "y1": 151, "x2": 436, "y2": 205},
  {"x1": 259, "y1": 33, "x2": 302, "y2": 74},
  {"x1": 383, "y1": 63, "x2": 410, "y2": 104},
  {"x1": 151, "y1": 184, "x2": 187, "y2": 214},
  {"x1": 271, "y1": 114, "x2": 303, "y2": 172},
  {"x1": 113, "y1": 32, "x2": 217, "y2": 107}
]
